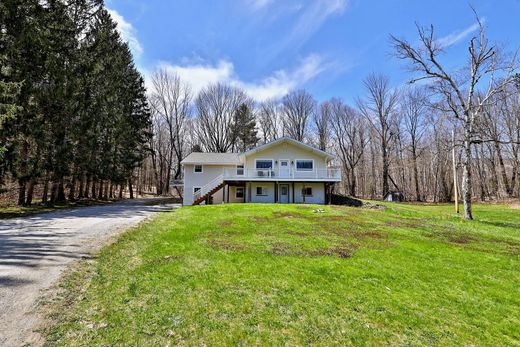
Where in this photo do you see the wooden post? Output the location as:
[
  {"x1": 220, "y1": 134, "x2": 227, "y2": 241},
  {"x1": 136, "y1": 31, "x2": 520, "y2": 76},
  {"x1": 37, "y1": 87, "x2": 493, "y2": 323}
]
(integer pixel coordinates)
[
  {"x1": 452, "y1": 129, "x2": 459, "y2": 214},
  {"x1": 226, "y1": 184, "x2": 230, "y2": 203},
  {"x1": 292, "y1": 182, "x2": 295, "y2": 203}
]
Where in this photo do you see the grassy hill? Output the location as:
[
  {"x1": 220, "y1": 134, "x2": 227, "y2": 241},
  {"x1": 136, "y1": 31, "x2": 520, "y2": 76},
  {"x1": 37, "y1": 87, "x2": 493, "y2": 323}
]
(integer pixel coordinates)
[{"x1": 45, "y1": 203, "x2": 520, "y2": 346}]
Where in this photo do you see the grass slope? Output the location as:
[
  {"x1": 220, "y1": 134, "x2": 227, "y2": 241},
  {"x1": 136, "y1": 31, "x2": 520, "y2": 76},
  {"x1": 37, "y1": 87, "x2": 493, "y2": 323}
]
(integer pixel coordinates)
[{"x1": 45, "y1": 203, "x2": 520, "y2": 346}]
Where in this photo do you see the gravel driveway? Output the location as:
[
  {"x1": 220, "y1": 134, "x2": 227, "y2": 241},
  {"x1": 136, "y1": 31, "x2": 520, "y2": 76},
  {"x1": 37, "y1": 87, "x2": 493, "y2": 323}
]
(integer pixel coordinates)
[{"x1": 0, "y1": 199, "x2": 179, "y2": 347}]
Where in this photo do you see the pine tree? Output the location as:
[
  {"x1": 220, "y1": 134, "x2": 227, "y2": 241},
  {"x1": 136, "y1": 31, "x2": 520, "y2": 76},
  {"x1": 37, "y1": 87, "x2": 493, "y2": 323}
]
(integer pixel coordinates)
[{"x1": 232, "y1": 103, "x2": 258, "y2": 152}]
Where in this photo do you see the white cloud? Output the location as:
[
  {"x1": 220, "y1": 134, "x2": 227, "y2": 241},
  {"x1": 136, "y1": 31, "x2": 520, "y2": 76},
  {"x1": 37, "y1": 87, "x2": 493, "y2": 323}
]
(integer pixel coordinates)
[
  {"x1": 153, "y1": 54, "x2": 331, "y2": 102},
  {"x1": 437, "y1": 19, "x2": 485, "y2": 48},
  {"x1": 107, "y1": 8, "x2": 143, "y2": 57},
  {"x1": 272, "y1": 0, "x2": 348, "y2": 56}
]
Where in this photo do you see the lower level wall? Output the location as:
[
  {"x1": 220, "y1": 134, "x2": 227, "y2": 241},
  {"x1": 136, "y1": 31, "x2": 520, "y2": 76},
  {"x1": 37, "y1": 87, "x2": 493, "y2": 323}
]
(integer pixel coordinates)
[
  {"x1": 293, "y1": 182, "x2": 325, "y2": 204},
  {"x1": 247, "y1": 182, "x2": 325, "y2": 204},
  {"x1": 185, "y1": 182, "x2": 328, "y2": 205}
]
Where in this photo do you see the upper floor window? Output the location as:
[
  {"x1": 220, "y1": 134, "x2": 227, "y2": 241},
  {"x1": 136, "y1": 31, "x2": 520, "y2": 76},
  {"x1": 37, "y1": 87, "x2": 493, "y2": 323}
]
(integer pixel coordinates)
[
  {"x1": 194, "y1": 164, "x2": 203, "y2": 173},
  {"x1": 296, "y1": 160, "x2": 313, "y2": 171},
  {"x1": 236, "y1": 164, "x2": 244, "y2": 175},
  {"x1": 255, "y1": 160, "x2": 272, "y2": 169}
]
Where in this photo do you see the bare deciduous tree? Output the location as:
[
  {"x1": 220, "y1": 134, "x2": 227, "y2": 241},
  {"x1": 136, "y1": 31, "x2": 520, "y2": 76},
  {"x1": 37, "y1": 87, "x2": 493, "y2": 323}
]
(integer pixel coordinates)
[
  {"x1": 149, "y1": 69, "x2": 192, "y2": 195},
  {"x1": 391, "y1": 14, "x2": 519, "y2": 219},
  {"x1": 314, "y1": 101, "x2": 332, "y2": 151},
  {"x1": 329, "y1": 98, "x2": 367, "y2": 196},
  {"x1": 402, "y1": 86, "x2": 428, "y2": 201},
  {"x1": 257, "y1": 99, "x2": 281, "y2": 144},
  {"x1": 195, "y1": 83, "x2": 251, "y2": 152},
  {"x1": 358, "y1": 73, "x2": 400, "y2": 198},
  {"x1": 281, "y1": 90, "x2": 316, "y2": 142}
]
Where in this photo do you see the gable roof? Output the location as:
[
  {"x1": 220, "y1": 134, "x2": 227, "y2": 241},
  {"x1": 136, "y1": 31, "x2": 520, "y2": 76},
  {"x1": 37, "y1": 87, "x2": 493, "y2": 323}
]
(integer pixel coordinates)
[
  {"x1": 181, "y1": 152, "x2": 241, "y2": 165},
  {"x1": 240, "y1": 137, "x2": 334, "y2": 160}
]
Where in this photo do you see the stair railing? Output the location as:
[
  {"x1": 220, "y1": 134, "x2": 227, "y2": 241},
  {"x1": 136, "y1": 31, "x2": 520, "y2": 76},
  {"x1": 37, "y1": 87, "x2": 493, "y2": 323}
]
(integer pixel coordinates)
[{"x1": 194, "y1": 174, "x2": 224, "y2": 202}]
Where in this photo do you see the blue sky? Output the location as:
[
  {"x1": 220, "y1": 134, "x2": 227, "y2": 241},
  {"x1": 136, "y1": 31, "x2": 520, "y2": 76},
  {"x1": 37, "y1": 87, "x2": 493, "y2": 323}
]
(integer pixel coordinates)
[{"x1": 106, "y1": 0, "x2": 520, "y2": 103}]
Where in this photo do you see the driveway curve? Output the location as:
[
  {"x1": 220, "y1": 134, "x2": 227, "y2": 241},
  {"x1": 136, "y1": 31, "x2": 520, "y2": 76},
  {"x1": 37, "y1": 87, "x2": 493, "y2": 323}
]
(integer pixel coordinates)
[{"x1": 0, "y1": 198, "x2": 179, "y2": 347}]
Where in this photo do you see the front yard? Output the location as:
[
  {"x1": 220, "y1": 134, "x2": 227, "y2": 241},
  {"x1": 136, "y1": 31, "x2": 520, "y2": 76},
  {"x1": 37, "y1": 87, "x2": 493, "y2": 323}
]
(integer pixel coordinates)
[{"x1": 45, "y1": 203, "x2": 520, "y2": 345}]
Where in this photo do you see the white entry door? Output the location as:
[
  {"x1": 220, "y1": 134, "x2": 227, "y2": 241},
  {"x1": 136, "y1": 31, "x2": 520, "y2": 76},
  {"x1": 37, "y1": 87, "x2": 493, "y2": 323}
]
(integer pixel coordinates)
[
  {"x1": 279, "y1": 160, "x2": 290, "y2": 178},
  {"x1": 279, "y1": 184, "x2": 289, "y2": 203}
]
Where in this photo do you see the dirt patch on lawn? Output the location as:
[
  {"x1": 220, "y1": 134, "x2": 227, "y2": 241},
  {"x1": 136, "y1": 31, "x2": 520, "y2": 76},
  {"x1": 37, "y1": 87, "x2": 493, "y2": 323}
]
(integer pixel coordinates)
[
  {"x1": 427, "y1": 230, "x2": 476, "y2": 244},
  {"x1": 204, "y1": 239, "x2": 247, "y2": 252},
  {"x1": 267, "y1": 241, "x2": 357, "y2": 259},
  {"x1": 308, "y1": 245, "x2": 354, "y2": 258},
  {"x1": 427, "y1": 230, "x2": 520, "y2": 256},
  {"x1": 218, "y1": 220, "x2": 234, "y2": 228}
]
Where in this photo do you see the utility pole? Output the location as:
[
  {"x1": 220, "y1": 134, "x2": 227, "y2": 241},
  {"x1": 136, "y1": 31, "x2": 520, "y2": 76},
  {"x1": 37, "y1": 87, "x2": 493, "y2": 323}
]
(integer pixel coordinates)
[{"x1": 452, "y1": 129, "x2": 459, "y2": 214}]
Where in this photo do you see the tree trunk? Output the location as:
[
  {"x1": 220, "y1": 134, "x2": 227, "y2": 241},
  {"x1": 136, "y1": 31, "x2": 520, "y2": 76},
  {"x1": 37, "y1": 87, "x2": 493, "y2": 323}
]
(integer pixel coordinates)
[
  {"x1": 91, "y1": 178, "x2": 97, "y2": 199},
  {"x1": 57, "y1": 179, "x2": 66, "y2": 203},
  {"x1": 84, "y1": 174, "x2": 90, "y2": 199},
  {"x1": 349, "y1": 166, "x2": 356, "y2": 197},
  {"x1": 128, "y1": 178, "x2": 134, "y2": 199},
  {"x1": 412, "y1": 147, "x2": 421, "y2": 201},
  {"x1": 109, "y1": 182, "x2": 114, "y2": 199},
  {"x1": 462, "y1": 136, "x2": 473, "y2": 220},
  {"x1": 17, "y1": 179, "x2": 27, "y2": 206},
  {"x1": 78, "y1": 173, "x2": 85, "y2": 199},
  {"x1": 382, "y1": 144, "x2": 389, "y2": 198},
  {"x1": 50, "y1": 181, "x2": 59, "y2": 205},
  {"x1": 42, "y1": 179, "x2": 49, "y2": 205},
  {"x1": 98, "y1": 180, "x2": 104, "y2": 200},
  {"x1": 494, "y1": 142, "x2": 512, "y2": 197},
  {"x1": 103, "y1": 181, "x2": 109, "y2": 200},
  {"x1": 25, "y1": 179, "x2": 35, "y2": 205},
  {"x1": 119, "y1": 184, "x2": 123, "y2": 199},
  {"x1": 68, "y1": 175, "x2": 76, "y2": 201}
]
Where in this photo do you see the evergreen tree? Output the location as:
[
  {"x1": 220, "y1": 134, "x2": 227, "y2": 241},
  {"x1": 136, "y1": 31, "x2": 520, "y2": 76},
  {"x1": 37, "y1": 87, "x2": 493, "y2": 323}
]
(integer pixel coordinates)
[{"x1": 232, "y1": 103, "x2": 258, "y2": 152}]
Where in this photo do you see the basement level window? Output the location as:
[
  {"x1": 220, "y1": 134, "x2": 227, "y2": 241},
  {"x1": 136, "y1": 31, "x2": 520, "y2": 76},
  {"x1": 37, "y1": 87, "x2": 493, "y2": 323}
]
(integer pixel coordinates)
[
  {"x1": 256, "y1": 186, "x2": 267, "y2": 196},
  {"x1": 194, "y1": 165, "x2": 203, "y2": 173},
  {"x1": 302, "y1": 187, "x2": 313, "y2": 196},
  {"x1": 193, "y1": 187, "x2": 201, "y2": 194}
]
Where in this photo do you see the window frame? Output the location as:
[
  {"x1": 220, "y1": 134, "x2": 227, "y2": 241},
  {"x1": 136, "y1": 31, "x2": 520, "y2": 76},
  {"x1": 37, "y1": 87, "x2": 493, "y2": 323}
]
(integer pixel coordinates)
[
  {"x1": 256, "y1": 186, "x2": 268, "y2": 196},
  {"x1": 193, "y1": 164, "x2": 203, "y2": 173},
  {"x1": 193, "y1": 186, "x2": 202, "y2": 194},
  {"x1": 235, "y1": 187, "x2": 244, "y2": 199},
  {"x1": 301, "y1": 187, "x2": 313, "y2": 197},
  {"x1": 236, "y1": 164, "x2": 244, "y2": 176},
  {"x1": 295, "y1": 159, "x2": 314, "y2": 172},
  {"x1": 255, "y1": 159, "x2": 273, "y2": 170}
]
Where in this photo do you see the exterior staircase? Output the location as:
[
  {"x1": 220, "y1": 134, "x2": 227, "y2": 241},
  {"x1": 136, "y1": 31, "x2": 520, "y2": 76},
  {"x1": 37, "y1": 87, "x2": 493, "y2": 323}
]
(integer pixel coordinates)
[{"x1": 192, "y1": 174, "x2": 224, "y2": 205}]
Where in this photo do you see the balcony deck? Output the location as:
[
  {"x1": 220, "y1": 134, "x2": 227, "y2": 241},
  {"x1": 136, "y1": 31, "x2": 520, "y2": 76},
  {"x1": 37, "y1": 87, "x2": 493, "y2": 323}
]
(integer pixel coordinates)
[{"x1": 222, "y1": 168, "x2": 341, "y2": 182}]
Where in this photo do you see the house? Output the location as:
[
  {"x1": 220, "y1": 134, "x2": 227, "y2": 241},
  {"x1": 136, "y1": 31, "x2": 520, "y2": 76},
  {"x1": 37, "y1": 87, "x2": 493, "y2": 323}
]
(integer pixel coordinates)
[
  {"x1": 383, "y1": 191, "x2": 405, "y2": 202},
  {"x1": 181, "y1": 137, "x2": 341, "y2": 206}
]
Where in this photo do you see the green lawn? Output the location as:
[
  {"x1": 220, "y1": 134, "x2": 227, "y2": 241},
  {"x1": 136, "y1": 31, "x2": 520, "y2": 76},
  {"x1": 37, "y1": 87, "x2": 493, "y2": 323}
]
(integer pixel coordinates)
[{"x1": 45, "y1": 203, "x2": 520, "y2": 346}]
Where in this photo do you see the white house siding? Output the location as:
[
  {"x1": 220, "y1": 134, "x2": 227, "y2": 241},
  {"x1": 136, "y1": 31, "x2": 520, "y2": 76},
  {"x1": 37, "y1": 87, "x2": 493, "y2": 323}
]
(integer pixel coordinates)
[
  {"x1": 243, "y1": 142, "x2": 328, "y2": 175},
  {"x1": 183, "y1": 164, "x2": 236, "y2": 205},
  {"x1": 249, "y1": 182, "x2": 276, "y2": 203},
  {"x1": 227, "y1": 186, "x2": 245, "y2": 203},
  {"x1": 293, "y1": 182, "x2": 325, "y2": 204}
]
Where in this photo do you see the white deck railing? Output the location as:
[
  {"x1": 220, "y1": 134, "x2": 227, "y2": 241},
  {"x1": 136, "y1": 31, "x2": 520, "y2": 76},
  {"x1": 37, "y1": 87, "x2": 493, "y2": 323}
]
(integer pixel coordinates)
[{"x1": 222, "y1": 168, "x2": 341, "y2": 180}]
